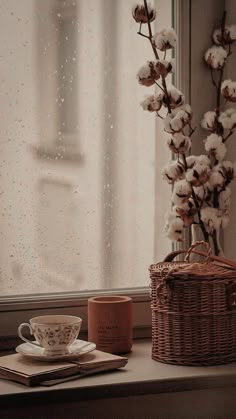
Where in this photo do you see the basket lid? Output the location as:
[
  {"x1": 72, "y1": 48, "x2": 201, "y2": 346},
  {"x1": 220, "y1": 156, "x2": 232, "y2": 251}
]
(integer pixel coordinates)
[{"x1": 150, "y1": 241, "x2": 236, "y2": 281}]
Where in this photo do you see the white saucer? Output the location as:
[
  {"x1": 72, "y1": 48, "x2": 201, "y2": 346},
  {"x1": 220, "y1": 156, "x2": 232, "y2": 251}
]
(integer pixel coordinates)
[{"x1": 15, "y1": 340, "x2": 96, "y2": 362}]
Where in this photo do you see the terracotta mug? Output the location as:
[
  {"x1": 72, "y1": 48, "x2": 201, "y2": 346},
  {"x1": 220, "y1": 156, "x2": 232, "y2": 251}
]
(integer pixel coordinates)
[{"x1": 88, "y1": 296, "x2": 133, "y2": 354}]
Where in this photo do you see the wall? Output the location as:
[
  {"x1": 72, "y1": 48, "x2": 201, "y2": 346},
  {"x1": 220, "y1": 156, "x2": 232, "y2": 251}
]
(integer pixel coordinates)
[
  {"x1": 224, "y1": 0, "x2": 236, "y2": 259},
  {"x1": 190, "y1": 0, "x2": 236, "y2": 259}
]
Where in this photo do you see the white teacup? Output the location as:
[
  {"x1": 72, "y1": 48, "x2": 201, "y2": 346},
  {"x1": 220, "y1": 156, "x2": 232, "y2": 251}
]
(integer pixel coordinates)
[{"x1": 18, "y1": 315, "x2": 82, "y2": 355}]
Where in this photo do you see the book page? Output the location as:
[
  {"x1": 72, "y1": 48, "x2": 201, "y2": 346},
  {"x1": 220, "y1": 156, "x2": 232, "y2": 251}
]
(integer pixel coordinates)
[{"x1": 0, "y1": 354, "x2": 74, "y2": 376}]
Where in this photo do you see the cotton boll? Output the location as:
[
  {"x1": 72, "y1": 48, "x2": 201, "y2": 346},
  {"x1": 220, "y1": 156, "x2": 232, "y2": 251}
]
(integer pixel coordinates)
[
  {"x1": 216, "y1": 143, "x2": 227, "y2": 161},
  {"x1": 172, "y1": 104, "x2": 192, "y2": 118},
  {"x1": 169, "y1": 108, "x2": 192, "y2": 131},
  {"x1": 212, "y1": 28, "x2": 222, "y2": 45},
  {"x1": 140, "y1": 93, "x2": 163, "y2": 112},
  {"x1": 201, "y1": 111, "x2": 217, "y2": 131},
  {"x1": 152, "y1": 28, "x2": 177, "y2": 51},
  {"x1": 228, "y1": 25, "x2": 236, "y2": 41},
  {"x1": 175, "y1": 201, "x2": 197, "y2": 227},
  {"x1": 186, "y1": 155, "x2": 197, "y2": 168},
  {"x1": 205, "y1": 46, "x2": 227, "y2": 70},
  {"x1": 193, "y1": 185, "x2": 208, "y2": 201},
  {"x1": 221, "y1": 79, "x2": 236, "y2": 102},
  {"x1": 193, "y1": 185, "x2": 206, "y2": 201},
  {"x1": 172, "y1": 179, "x2": 192, "y2": 205},
  {"x1": 170, "y1": 116, "x2": 185, "y2": 132},
  {"x1": 165, "y1": 214, "x2": 184, "y2": 241},
  {"x1": 163, "y1": 113, "x2": 184, "y2": 134},
  {"x1": 219, "y1": 187, "x2": 231, "y2": 210},
  {"x1": 162, "y1": 161, "x2": 184, "y2": 184},
  {"x1": 166, "y1": 227, "x2": 183, "y2": 241},
  {"x1": 222, "y1": 160, "x2": 234, "y2": 172},
  {"x1": 136, "y1": 61, "x2": 160, "y2": 86},
  {"x1": 194, "y1": 183, "x2": 213, "y2": 203},
  {"x1": 186, "y1": 163, "x2": 210, "y2": 186},
  {"x1": 163, "y1": 105, "x2": 191, "y2": 133},
  {"x1": 173, "y1": 109, "x2": 190, "y2": 122},
  {"x1": 163, "y1": 86, "x2": 184, "y2": 109},
  {"x1": 222, "y1": 108, "x2": 236, "y2": 127},
  {"x1": 223, "y1": 25, "x2": 236, "y2": 43},
  {"x1": 204, "y1": 134, "x2": 227, "y2": 161},
  {"x1": 132, "y1": 3, "x2": 157, "y2": 23},
  {"x1": 231, "y1": 112, "x2": 236, "y2": 124},
  {"x1": 163, "y1": 115, "x2": 174, "y2": 133},
  {"x1": 221, "y1": 161, "x2": 235, "y2": 182},
  {"x1": 212, "y1": 25, "x2": 236, "y2": 45},
  {"x1": 156, "y1": 59, "x2": 174, "y2": 77},
  {"x1": 218, "y1": 112, "x2": 235, "y2": 129},
  {"x1": 173, "y1": 202, "x2": 190, "y2": 213},
  {"x1": 221, "y1": 214, "x2": 230, "y2": 229},
  {"x1": 167, "y1": 134, "x2": 191, "y2": 154},
  {"x1": 200, "y1": 207, "x2": 222, "y2": 233},
  {"x1": 204, "y1": 133, "x2": 223, "y2": 151},
  {"x1": 225, "y1": 108, "x2": 236, "y2": 117},
  {"x1": 221, "y1": 79, "x2": 232, "y2": 91},
  {"x1": 209, "y1": 169, "x2": 225, "y2": 188},
  {"x1": 197, "y1": 155, "x2": 211, "y2": 167},
  {"x1": 181, "y1": 104, "x2": 192, "y2": 116}
]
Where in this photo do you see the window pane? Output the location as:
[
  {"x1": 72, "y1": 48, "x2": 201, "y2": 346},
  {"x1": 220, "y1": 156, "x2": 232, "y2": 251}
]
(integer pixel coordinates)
[{"x1": 0, "y1": 0, "x2": 172, "y2": 296}]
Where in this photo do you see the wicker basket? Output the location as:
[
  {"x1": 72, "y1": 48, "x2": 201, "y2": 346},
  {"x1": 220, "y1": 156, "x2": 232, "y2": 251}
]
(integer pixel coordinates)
[{"x1": 149, "y1": 241, "x2": 236, "y2": 366}]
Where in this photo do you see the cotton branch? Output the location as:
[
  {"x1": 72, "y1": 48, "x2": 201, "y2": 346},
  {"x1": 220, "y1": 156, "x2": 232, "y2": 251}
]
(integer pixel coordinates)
[
  {"x1": 133, "y1": 3, "x2": 235, "y2": 252},
  {"x1": 142, "y1": 0, "x2": 172, "y2": 113}
]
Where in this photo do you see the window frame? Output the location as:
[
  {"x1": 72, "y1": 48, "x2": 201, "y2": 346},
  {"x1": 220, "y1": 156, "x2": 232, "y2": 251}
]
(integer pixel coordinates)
[{"x1": 0, "y1": 0, "x2": 191, "y2": 350}]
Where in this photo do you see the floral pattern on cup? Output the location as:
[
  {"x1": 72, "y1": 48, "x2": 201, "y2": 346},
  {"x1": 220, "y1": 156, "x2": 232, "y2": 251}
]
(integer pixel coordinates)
[{"x1": 32, "y1": 324, "x2": 80, "y2": 347}]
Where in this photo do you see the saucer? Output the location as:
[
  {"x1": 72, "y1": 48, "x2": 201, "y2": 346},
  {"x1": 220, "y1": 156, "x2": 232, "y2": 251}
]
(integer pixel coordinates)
[{"x1": 15, "y1": 340, "x2": 96, "y2": 362}]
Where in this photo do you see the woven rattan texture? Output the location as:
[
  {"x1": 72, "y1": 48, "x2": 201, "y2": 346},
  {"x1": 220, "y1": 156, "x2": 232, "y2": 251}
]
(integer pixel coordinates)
[{"x1": 150, "y1": 255, "x2": 236, "y2": 366}]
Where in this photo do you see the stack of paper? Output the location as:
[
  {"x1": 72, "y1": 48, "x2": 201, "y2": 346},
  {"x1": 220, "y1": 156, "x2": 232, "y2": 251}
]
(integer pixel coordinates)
[{"x1": 0, "y1": 350, "x2": 128, "y2": 386}]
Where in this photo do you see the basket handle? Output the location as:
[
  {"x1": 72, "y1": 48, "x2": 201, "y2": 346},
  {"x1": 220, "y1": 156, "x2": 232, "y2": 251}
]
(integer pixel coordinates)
[
  {"x1": 184, "y1": 241, "x2": 212, "y2": 262},
  {"x1": 164, "y1": 241, "x2": 236, "y2": 270},
  {"x1": 163, "y1": 249, "x2": 186, "y2": 262},
  {"x1": 163, "y1": 241, "x2": 211, "y2": 262}
]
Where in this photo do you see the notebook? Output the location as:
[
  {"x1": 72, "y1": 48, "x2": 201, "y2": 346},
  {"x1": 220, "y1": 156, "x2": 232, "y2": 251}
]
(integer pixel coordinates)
[{"x1": 0, "y1": 350, "x2": 128, "y2": 386}]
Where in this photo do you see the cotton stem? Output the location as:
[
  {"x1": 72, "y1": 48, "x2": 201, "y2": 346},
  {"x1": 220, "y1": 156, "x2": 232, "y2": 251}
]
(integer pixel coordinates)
[
  {"x1": 142, "y1": 0, "x2": 172, "y2": 113},
  {"x1": 212, "y1": 230, "x2": 220, "y2": 256}
]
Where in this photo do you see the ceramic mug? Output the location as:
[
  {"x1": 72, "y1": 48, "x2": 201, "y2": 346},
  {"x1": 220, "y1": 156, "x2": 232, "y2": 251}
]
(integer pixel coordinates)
[{"x1": 18, "y1": 315, "x2": 82, "y2": 355}]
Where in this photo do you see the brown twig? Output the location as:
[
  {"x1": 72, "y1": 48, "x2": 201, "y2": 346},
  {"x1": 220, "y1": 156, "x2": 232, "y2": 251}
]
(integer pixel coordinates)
[
  {"x1": 154, "y1": 81, "x2": 165, "y2": 93},
  {"x1": 223, "y1": 129, "x2": 235, "y2": 142},
  {"x1": 137, "y1": 31, "x2": 150, "y2": 40},
  {"x1": 143, "y1": 0, "x2": 159, "y2": 60},
  {"x1": 210, "y1": 69, "x2": 217, "y2": 88},
  {"x1": 212, "y1": 230, "x2": 220, "y2": 256},
  {"x1": 186, "y1": 122, "x2": 196, "y2": 137}
]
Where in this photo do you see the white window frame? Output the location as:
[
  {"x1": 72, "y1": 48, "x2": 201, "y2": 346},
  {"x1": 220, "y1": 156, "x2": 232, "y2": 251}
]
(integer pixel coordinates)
[{"x1": 0, "y1": 0, "x2": 191, "y2": 350}]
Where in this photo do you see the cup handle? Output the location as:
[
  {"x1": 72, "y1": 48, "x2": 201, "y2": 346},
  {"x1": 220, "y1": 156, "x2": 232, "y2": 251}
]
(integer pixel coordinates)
[{"x1": 17, "y1": 323, "x2": 41, "y2": 347}]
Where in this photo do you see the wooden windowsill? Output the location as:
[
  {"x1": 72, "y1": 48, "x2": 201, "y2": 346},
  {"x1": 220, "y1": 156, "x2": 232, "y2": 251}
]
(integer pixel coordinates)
[{"x1": 1, "y1": 339, "x2": 236, "y2": 409}]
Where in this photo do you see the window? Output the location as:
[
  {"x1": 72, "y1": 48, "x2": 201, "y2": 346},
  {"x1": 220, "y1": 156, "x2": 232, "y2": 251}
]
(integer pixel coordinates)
[{"x1": 0, "y1": 0, "x2": 190, "y2": 345}]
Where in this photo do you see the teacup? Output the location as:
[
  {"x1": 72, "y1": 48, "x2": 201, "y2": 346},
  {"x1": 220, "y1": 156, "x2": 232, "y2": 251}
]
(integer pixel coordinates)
[{"x1": 18, "y1": 315, "x2": 82, "y2": 355}]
